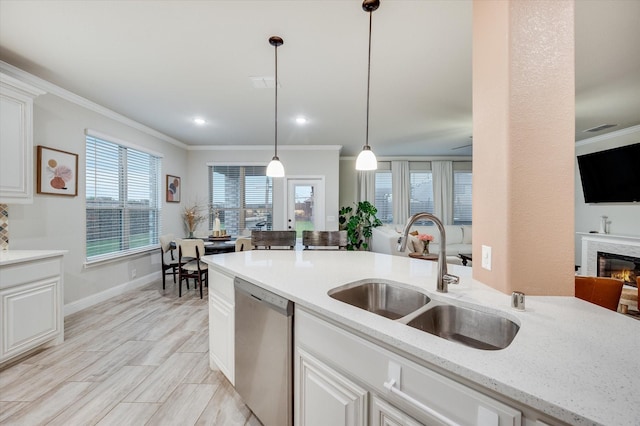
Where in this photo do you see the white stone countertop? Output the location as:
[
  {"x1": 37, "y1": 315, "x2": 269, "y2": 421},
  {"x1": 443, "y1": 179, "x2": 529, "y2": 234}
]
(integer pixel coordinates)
[
  {"x1": 0, "y1": 249, "x2": 67, "y2": 266},
  {"x1": 203, "y1": 250, "x2": 639, "y2": 426}
]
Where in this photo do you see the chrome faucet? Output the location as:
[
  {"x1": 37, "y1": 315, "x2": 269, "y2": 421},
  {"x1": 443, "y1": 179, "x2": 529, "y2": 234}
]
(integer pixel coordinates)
[{"x1": 398, "y1": 212, "x2": 459, "y2": 293}]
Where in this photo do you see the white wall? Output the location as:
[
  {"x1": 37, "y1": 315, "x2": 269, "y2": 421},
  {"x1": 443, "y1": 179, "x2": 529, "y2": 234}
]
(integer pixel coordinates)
[
  {"x1": 8, "y1": 86, "x2": 189, "y2": 307},
  {"x1": 185, "y1": 146, "x2": 341, "y2": 232},
  {"x1": 574, "y1": 126, "x2": 640, "y2": 265}
]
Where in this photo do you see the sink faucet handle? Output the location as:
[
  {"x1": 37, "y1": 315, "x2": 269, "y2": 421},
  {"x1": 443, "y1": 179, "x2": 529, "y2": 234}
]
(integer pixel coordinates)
[{"x1": 443, "y1": 274, "x2": 459, "y2": 285}]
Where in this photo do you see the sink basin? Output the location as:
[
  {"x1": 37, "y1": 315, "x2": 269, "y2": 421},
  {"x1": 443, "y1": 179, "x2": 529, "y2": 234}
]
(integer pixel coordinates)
[
  {"x1": 407, "y1": 304, "x2": 519, "y2": 350},
  {"x1": 329, "y1": 282, "x2": 431, "y2": 320}
]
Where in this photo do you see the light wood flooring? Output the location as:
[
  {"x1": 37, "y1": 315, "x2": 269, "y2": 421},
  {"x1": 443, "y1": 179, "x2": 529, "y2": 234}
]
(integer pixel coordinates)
[{"x1": 0, "y1": 280, "x2": 261, "y2": 426}]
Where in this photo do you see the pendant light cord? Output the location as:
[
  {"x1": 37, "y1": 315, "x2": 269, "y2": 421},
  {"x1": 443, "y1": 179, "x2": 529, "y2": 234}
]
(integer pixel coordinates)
[
  {"x1": 365, "y1": 10, "x2": 373, "y2": 149},
  {"x1": 274, "y1": 43, "x2": 279, "y2": 158}
]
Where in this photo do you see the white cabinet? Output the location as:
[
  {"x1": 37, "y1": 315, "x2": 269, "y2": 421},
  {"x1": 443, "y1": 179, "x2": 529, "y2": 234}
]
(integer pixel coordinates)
[
  {"x1": 296, "y1": 347, "x2": 368, "y2": 426},
  {"x1": 0, "y1": 252, "x2": 65, "y2": 365},
  {"x1": 295, "y1": 306, "x2": 522, "y2": 426},
  {"x1": 208, "y1": 267, "x2": 235, "y2": 384},
  {"x1": 370, "y1": 395, "x2": 422, "y2": 426},
  {"x1": 0, "y1": 73, "x2": 45, "y2": 204}
]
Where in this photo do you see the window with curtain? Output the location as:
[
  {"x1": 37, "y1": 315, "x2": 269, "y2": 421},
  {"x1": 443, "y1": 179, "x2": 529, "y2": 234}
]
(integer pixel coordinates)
[
  {"x1": 374, "y1": 171, "x2": 393, "y2": 223},
  {"x1": 209, "y1": 165, "x2": 273, "y2": 235},
  {"x1": 86, "y1": 135, "x2": 161, "y2": 262},
  {"x1": 453, "y1": 171, "x2": 472, "y2": 225},
  {"x1": 409, "y1": 171, "x2": 434, "y2": 223}
]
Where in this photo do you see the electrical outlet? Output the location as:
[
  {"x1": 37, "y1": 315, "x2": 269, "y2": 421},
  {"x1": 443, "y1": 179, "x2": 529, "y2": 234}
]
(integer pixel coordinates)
[
  {"x1": 481, "y1": 245, "x2": 492, "y2": 270},
  {"x1": 131, "y1": 269, "x2": 137, "y2": 279}
]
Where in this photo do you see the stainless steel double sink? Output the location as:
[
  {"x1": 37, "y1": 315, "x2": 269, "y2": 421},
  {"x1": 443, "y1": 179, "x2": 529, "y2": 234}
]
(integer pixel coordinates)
[{"x1": 328, "y1": 280, "x2": 520, "y2": 351}]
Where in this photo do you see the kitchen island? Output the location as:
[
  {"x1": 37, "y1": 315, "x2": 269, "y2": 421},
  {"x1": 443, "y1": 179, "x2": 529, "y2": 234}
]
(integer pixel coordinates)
[{"x1": 203, "y1": 250, "x2": 639, "y2": 425}]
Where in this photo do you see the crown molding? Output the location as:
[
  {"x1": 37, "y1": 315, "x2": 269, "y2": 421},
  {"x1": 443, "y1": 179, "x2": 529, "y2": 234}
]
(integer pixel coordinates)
[
  {"x1": 188, "y1": 144, "x2": 343, "y2": 151},
  {"x1": 0, "y1": 61, "x2": 188, "y2": 150},
  {"x1": 575, "y1": 124, "x2": 640, "y2": 147}
]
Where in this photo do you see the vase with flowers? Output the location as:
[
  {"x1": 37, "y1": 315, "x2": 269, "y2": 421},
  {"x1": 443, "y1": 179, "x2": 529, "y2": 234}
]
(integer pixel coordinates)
[
  {"x1": 417, "y1": 233, "x2": 434, "y2": 256},
  {"x1": 182, "y1": 202, "x2": 207, "y2": 238}
]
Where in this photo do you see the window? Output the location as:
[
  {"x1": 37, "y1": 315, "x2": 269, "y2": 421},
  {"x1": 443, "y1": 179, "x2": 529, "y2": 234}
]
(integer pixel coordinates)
[
  {"x1": 409, "y1": 171, "x2": 434, "y2": 222},
  {"x1": 86, "y1": 135, "x2": 161, "y2": 262},
  {"x1": 209, "y1": 166, "x2": 273, "y2": 235},
  {"x1": 375, "y1": 171, "x2": 392, "y2": 223},
  {"x1": 453, "y1": 171, "x2": 472, "y2": 225}
]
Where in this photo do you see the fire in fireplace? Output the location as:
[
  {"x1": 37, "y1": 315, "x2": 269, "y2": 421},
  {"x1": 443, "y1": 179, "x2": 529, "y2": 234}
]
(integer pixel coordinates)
[{"x1": 597, "y1": 252, "x2": 639, "y2": 288}]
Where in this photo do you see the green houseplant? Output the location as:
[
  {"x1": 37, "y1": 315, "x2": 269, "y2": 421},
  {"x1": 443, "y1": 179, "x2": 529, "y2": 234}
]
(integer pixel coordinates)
[{"x1": 339, "y1": 201, "x2": 383, "y2": 251}]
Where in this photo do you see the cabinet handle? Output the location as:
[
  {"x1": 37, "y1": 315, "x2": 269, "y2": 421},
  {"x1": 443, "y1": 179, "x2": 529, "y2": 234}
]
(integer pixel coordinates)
[{"x1": 383, "y1": 379, "x2": 461, "y2": 426}]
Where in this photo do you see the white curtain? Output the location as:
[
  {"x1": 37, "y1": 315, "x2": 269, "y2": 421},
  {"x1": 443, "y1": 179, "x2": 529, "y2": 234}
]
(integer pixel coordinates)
[
  {"x1": 391, "y1": 161, "x2": 410, "y2": 224},
  {"x1": 357, "y1": 170, "x2": 375, "y2": 203},
  {"x1": 432, "y1": 161, "x2": 453, "y2": 224}
]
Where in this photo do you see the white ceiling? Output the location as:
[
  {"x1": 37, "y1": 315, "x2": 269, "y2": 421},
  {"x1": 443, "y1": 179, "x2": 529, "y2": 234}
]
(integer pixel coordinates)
[{"x1": 1, "y1": 0, "x2": 638, "y2": 157}]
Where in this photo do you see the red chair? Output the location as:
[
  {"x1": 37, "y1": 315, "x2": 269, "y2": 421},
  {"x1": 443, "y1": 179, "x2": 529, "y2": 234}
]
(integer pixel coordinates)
[{"x1": 575, "y1": 276, "x2": 623, "y2": 312}]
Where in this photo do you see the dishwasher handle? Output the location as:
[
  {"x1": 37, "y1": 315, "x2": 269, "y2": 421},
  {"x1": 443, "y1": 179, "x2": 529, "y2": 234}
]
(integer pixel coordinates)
[{"x1": 234, "y1": 277, "x2": 293, "y2": 316}]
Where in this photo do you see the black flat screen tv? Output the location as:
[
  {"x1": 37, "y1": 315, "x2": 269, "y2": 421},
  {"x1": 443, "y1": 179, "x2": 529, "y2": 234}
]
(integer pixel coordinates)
[{"x1": 577, "y1": 143, "x2": 640, "y2": 203}]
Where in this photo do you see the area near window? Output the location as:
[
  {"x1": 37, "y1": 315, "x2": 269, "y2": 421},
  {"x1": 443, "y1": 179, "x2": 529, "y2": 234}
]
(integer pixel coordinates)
[
  {"x1": 373, "y1": 161, "x2": 471, "y2": 225},
  {"x1": 85, "y1": 132, "x2": 161, "y2": 263},
  {"x1": 209, "y1": 165, "x2": 273, "y2": 236}
]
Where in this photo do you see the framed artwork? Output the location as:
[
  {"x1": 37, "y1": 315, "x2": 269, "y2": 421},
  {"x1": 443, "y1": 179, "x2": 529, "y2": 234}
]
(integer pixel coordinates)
[
  {"x1": 37, "y1": 146, "x2": 78, "y2": 196},
  {"x1": 166, "y1": 175, "x2": 181, "y2": 202}
]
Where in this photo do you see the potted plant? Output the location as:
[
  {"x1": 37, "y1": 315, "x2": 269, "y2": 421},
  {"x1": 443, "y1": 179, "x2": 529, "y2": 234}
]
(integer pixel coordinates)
[{"x1": 339, "y1": 201, "x2": 383, "y2": 251}]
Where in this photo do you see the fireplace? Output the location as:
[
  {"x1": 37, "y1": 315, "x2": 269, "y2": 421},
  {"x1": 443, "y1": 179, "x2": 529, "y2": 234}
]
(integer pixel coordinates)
[{"x1": 597, "y1": 252, "x2": 639, "y2": 288}]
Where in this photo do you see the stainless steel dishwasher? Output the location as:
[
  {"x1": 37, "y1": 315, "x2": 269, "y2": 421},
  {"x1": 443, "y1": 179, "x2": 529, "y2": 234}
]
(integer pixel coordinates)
[{"x1": 234, "y1": 277, "x2": 293, "y2": 426}]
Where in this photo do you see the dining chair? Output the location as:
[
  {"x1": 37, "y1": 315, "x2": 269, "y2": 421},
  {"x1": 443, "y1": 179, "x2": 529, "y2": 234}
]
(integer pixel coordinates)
[
  {"x1": 159, "y1": 234, "x2": 178, "y2": 290},
  {"x1": 176, "y1": 238, "x2": 208, "y2": 298},
  {"x1": 575, "y1": 276, "x2": 624, "y2": 312},
  {"x1": 235, "y1": 236, "x2": 251, "y2": 252},
  {"x1": 251, "y1": 230, "x2": 296, "y2": 250},
  {"x1": 302, "y1": 230, "x2": 348, "y2": 250}
]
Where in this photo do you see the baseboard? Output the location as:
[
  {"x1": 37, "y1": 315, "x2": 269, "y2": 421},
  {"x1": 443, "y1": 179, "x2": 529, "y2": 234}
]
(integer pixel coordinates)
[{"x1": 64, "y1": 271, "x2": 161, "y2": 316}]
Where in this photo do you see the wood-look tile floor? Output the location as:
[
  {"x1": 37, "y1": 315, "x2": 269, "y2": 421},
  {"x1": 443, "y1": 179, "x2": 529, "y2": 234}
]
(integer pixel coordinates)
[{"x1": 0, "y1": 280, "x2": 262, "y2": 426}]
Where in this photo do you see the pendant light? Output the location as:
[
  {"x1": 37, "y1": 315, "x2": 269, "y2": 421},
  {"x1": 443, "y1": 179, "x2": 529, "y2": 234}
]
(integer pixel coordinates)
[
  {"x1": 355, "y1": 0, "x2": 379, "y2": 171},
  {"x1": 266, "y1": 36, "x2": 285, "y2": 178}
]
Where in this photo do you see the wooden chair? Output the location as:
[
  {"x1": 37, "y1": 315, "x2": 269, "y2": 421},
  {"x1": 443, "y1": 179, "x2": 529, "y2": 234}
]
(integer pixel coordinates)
[
  {"x1": 302, "y1": 230, "x2": 348, "y2": 250},
  {"x1": 176, "y1": 238, "x2": 208, "y2": 298},
  {"x1": 575, "y1": 276, "x2": 623, "y2": 312},
  {"x1": 251, "y1": 230, "x2": 296, "y2": 250},
  {"x1": 159, "y1": 234, "x2": 178, "y2": 289}
]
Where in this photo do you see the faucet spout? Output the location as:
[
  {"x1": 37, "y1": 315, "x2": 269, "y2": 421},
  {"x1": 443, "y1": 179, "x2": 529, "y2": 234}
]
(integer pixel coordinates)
[{"x1": 399, "y1": 212, "x2": 459, "y2": 293}]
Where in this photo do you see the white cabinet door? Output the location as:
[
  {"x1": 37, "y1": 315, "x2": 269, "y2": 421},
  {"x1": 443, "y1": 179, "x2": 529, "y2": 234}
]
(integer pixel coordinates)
[
  {"x1": 208, "y1": 268, "x2": 235, "y2": 384},
  {"x1": 209, "y1": 292, "x2": 234, "y2": 384},
  {"x1": 0, "y1": 73, "x2": 44, "y2": 204},
  {"x1": 371, "y1": 395, "x2": 422, "y2": 426},
  {"x1": 296, "y1": 347, "x2": 367, "y2": 426}
]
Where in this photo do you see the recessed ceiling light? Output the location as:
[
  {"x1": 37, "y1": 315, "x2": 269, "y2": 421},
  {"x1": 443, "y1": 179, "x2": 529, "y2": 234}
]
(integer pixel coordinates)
[
  {"x1": 296, "y1": 116, "x2": 307, "y2": 125},
  {"x1": 193, "y1": 117, "x2": 206, "y2": 125}
]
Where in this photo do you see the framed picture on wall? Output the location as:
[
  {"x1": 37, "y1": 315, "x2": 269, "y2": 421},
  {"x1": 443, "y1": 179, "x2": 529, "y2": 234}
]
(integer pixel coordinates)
[
  {"x1": 166, "y1": 175, "x2": 181, "y2": 202},
  {"x1": 37, "y1": 145, "x2": 79, "y2": 196}
]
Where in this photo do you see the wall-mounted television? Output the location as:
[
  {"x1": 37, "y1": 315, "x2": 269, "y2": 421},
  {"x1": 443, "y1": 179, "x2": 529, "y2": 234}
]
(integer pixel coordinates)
[{"x1": 577, "y1": 143, "x2": 640, "y2": 203}]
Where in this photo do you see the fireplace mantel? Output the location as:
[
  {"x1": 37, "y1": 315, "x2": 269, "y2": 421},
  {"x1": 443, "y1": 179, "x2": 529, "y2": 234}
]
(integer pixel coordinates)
[{"x1": 578, "y1": 232, "x2": 640, "y2": 277}]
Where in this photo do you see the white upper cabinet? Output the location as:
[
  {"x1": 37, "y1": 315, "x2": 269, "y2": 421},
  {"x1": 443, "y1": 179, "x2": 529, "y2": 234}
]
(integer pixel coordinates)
[{"x1": 0, "y1": 73, "x2": 45, "y2": 204}]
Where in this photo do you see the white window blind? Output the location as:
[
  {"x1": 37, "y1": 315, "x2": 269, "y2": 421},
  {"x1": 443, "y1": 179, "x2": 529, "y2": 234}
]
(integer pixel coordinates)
[
  {"x1": 453, "y1": 171, "x2": 472, "y2": 225},
  {"x1": 410, "y1": 171, "x2": 434, "y2": 223},
  {"x1": 86, "y1": 135, "x2": 161, "y2": 263},
  {"x1": 209, "y1": 165, "x2": 273, "y2": 235},
  {"x1": 375, "y1": 171, "x2": 393, "y2": 223}
]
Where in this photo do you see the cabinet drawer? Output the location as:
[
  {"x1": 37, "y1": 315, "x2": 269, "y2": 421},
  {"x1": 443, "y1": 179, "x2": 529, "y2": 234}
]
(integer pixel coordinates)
[
  {"x1": 208, "y1": 268, "x2": 235, "y2": 303},
  {"x1": 0, "y1": 258, "x2": 61, "y2": 289},
  {"x1": 296, "y1": 307, "x2": 522, "y2": 426}
]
